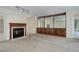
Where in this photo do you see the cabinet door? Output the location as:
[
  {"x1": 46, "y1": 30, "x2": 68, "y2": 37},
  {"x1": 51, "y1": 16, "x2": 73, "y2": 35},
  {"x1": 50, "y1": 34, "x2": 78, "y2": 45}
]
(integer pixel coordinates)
[
  {"x1": 57, "y1": 29, "x2": 63, "y2": 36},
  {"x1": 50, "y1": 29, "x2": 54, "y2": 35},
  {"x1": 54, "y1": 28, "x2": 66, "y2": 36},
  {"x1": 37, "y1": 28, "x2": 41, "y2": 33}
]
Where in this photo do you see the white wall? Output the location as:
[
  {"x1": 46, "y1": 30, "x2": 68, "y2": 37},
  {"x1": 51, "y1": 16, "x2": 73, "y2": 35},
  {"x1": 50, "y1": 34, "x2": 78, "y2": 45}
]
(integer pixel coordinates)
[
  {"x1": 66, "y1": 10, "x2": 79, "y2": 38},
  {"x1": 0, "y1": 7, "x2": 79, "y2": 40},
  {"x1": 26, "y1": 15, "x2": 37, "y2": 35},
  {"x1": 66, "y1": 11, "x2": 72, "y2": 38},
  {"x1": 0, "y1": 7, "x2": 37, "y2": 41},
  {"x1": 0, "y1": 11, "x2": 6, "y2": 41},
  {"x1": 0, "y1": 20, "x2": 3, "y2": 32},
  {"x1": 0, "y1": 16, "x2": 4, "y2": 41}
]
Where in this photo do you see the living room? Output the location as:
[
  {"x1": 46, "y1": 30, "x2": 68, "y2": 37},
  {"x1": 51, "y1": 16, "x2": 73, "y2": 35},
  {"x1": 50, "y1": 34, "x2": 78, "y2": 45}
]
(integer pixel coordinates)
[{"x1": 0, "y1": 6, "x2": 79, "y2": 52}]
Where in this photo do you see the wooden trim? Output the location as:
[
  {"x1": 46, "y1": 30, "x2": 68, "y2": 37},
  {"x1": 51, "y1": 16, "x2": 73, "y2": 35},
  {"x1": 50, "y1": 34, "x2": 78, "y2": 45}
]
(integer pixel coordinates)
[
  {"x1": 9, "y1": 23, "x2": 26, "y2": 40},
  {"x1": 65, "y1": 13, "x2": 66, "y2": 37},
  {"x1": 53, "y1": 16, "x2": 55, "y2": 28},
  {"x1": 44, "y1": 17, "x2": 45, "y2": 28},
  {"x1": 38, "y1": 12, "x2": 66, "y2": 18}
]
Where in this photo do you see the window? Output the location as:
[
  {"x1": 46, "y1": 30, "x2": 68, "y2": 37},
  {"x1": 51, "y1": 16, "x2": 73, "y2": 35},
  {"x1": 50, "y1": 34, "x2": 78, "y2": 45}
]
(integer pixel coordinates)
[
  {"x1": 45, "y1": 17, "x2": 53, "y2": 28},
  {"x1": 54, "y1": 15, "x2": 66, "y2": 28},
  {"x1": 37, "y1": 13, "x2": 66, "y2": 28},
  {"x1": 74, "y1": 14, "x2": 79, "y2": 32},
  {"x1": 37, "y1": 18, "x2": 45, "y2": 28}
]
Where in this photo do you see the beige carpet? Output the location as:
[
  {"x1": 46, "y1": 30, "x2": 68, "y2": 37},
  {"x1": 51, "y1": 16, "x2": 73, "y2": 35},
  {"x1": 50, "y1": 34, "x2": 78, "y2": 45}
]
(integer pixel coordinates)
[{"x1": 0, "y1": 34, "x2": 79, "y2": 52}]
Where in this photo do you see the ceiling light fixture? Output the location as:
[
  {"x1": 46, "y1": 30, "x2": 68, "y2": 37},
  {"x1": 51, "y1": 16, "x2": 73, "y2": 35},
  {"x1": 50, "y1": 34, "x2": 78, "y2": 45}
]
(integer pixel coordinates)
[{"x1": 15, "y1": 6, "x2": 30, "y2": 14}]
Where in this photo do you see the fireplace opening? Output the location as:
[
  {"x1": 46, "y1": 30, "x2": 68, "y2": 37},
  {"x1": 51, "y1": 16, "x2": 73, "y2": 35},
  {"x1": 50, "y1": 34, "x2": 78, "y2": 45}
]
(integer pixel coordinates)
[
  {"x1": 10, "y1": 23, "x2": 26, "y2": 39},
  {"x1": 13, "y1": 28, "x2": 24, "y2": 38}
]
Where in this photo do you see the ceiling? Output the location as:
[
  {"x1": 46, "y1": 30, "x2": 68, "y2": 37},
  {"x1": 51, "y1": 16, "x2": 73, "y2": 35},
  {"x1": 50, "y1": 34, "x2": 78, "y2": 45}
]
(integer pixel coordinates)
[
  {"x1": 21, "y1": 6, "x2": 79, "y2": 17},
  {"x1": 1, "y1": 6, "x2": 79, "y2": 17}
]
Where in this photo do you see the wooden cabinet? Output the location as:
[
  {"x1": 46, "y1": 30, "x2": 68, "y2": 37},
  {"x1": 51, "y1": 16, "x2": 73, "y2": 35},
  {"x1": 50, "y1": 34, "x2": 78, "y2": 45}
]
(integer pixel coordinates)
[
  {"x1": 37, "y1": 28, "x2": 66, "y2": 37},
  {"x1": 54, "y1": 28, "x2": 66, "y2": 37},
  {"x1": 37, "y1": 13, "x2": 66, "y2": 37}
]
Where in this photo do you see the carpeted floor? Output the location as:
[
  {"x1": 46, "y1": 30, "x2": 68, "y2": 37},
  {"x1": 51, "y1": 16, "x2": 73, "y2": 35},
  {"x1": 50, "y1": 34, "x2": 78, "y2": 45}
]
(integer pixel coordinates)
[{"x1": 0, "y1": 34, "x2": 79, "y2": 52}]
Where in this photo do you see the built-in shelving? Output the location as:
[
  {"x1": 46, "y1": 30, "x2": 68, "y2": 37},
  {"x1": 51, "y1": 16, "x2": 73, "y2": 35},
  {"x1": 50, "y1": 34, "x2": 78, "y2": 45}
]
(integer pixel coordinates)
[{"x1": 37, "y1": 12, "x2": 66, "y2": 37}]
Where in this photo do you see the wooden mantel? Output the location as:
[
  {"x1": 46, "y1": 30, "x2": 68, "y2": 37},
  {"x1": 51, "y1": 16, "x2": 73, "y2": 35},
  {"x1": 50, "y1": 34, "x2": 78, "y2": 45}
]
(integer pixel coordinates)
[
  {"x1": 9, "y1": 23, "x2": 26, "y2": 39},
  {"x1": 9, "y1": 23, "x2": 26, "y2": 27}
]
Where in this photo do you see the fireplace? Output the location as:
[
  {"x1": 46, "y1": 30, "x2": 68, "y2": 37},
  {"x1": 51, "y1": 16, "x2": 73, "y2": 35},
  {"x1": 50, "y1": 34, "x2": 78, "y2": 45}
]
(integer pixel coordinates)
[
  {"x1": 13, "y1": 27, "x2": 25, "y2": 38},
  {"x1": 10, "y1": 23, "x2": 26, "y2": 39}
]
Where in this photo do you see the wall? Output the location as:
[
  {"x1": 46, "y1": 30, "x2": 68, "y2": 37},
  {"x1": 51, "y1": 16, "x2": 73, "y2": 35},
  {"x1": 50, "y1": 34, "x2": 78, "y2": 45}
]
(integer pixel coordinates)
[
  {"x1": 66, "y1": 10, "x2": 79, "y2": 38},
  {"x1": 66, "y1": 11, "x2": 73, "y2": 38},
  {"x1": 0, "y1": 11, "x2": 6, "y2": 41},
  {"x1": 37, "y1": 10, "x2": 79, "y2": 38},
  {"x1": 0, "y1": 7, "x2": 37, "y2": 41},
  {"x1": 0, "y1": 7, "x2": 79, "y2": 40},
  {"x1": 0, "y1": 16, "x2": 4, "y2": 32},
  {"x1": 0, "y1": 16, "x2": 4, "y2": 41},
  {"x1": 71, "y1": 11, "x2": 79, "y2": 38},
  {"x1": 37, "y1": 10, "x2": 79, "y2": 39}
]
